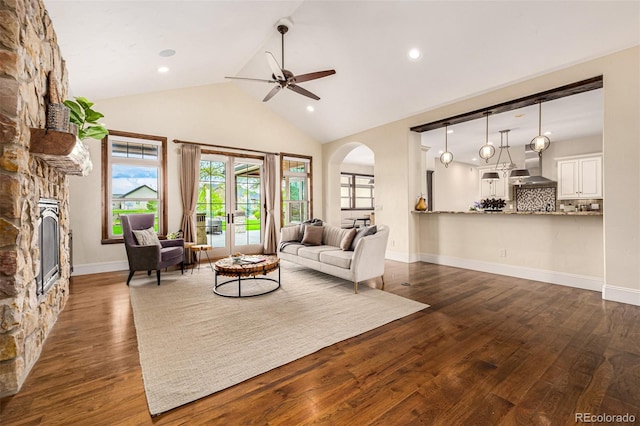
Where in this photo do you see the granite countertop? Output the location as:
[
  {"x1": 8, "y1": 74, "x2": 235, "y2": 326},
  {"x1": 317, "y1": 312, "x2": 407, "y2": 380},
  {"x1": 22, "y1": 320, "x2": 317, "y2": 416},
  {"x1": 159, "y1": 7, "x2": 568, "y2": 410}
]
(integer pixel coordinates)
[{"x1": 412, "y1": 210, "x2": 603, "y2": 216}]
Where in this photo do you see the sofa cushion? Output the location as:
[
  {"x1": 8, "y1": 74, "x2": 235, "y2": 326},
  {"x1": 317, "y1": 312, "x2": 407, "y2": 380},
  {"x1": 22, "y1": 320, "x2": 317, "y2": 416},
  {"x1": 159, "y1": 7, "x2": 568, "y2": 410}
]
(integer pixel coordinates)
[
  {"x1": 340, "y1": 228, "x2": 357, "y2": 251},
  {"x1": 319, "y1": 250, "x2": 353, "y2": 269},
  {"x1": 298, "y1": 246, "x2": 340, "y2": 262},
  {"x1": 322, "y1": 225, "x2": 352, "y2": 247},
  {"x1": 302, "y1": 225, "x2": 324, "y2": 245},
  {"x1": 281, "y1": 225, "x2": 301, "y2": 242},
  {"x1": 280, "y1": 243, "x2": 304, "y2": 255},
  {"x1": 350, "y1": 225, "x2": 378, "y2": 251}
]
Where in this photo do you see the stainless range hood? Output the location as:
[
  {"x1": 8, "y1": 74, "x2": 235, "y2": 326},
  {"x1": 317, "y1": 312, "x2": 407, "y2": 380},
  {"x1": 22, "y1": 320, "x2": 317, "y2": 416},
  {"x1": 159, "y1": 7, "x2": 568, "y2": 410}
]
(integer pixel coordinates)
[{"x1": 519, "y1": 146, "x2": 556, "y2": 185}]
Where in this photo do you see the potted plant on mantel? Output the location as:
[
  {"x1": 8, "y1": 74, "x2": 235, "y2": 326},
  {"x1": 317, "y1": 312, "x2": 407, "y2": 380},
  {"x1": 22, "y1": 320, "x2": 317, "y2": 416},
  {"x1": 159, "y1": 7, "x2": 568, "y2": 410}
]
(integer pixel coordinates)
[{"x1": 63, "y1": 97, "x2": 108, "y2": 141}]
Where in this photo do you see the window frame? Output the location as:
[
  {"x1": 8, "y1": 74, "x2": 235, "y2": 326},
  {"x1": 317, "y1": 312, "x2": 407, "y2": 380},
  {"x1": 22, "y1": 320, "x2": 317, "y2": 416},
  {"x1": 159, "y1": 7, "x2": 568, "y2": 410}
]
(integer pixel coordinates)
[
  {"x1": 101, "y1": 130, "x2": 168, "y2": 244},
  {"x1": 340, "y1": 172, "x2": 375, "y2": 211},
  {"x1": 280, "y1": 153, "x2": 313, "y2": 227}
]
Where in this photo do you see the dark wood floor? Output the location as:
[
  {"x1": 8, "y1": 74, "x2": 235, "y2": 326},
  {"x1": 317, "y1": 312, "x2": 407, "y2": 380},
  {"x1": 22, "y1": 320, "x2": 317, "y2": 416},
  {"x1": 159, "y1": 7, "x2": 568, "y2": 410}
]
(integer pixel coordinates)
[{"x1": 2, "y1": 261, "x2": 639, "y2": 425}]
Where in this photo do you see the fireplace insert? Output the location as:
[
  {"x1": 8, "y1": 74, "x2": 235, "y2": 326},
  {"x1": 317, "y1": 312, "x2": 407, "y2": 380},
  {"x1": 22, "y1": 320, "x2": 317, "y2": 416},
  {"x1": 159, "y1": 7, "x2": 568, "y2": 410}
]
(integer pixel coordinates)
[{"x1": 36, "y1": 198, "x2": 60, "y2": 298}]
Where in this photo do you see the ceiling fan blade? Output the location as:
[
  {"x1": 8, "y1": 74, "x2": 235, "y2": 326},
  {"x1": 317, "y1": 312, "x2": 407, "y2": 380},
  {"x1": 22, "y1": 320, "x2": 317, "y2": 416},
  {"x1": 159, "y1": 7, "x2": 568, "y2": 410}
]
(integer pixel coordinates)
[
  {"x1": 263, "y1": 85, "x2": 282, "y2": 102},
  {"x1": 287, "y1": 84, "x2": 320, "y2": 101},
  {"x1": 225, "y1": 76, "x2": 277, "y2": 84},
  {"x1": 293, "y1": 70, "x2": 336, "y2": 84},
  {"x1": 265, "y1": 51, "x2": 285, "y2": 81}
]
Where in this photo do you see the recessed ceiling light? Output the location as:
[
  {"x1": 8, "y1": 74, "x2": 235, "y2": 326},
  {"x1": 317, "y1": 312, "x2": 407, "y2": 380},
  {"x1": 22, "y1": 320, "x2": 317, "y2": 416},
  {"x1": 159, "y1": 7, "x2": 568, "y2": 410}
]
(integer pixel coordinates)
[
  {"x1": 447, "y1": 129, "x2": 453, "y2": 134},
  {"x1": 408, "y1": 48, "x2": 421, "y2": 61},
  {"x1": 159, "y1": 49, "x2": 176, "y2": 57},
  {"x1": 306, "y1": 105, "x2": 315, "y2": 112},
  {"x1": 157, "y1": 66, "x2": 169, "y2": 73},
  {"x1": 544, "y1": 131, "x2": 552, "y2": 136}
]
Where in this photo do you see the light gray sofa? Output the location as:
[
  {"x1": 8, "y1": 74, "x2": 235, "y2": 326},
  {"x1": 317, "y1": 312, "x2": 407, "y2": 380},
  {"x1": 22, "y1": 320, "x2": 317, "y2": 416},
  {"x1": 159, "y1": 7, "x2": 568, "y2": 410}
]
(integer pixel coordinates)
[{"x1": 277, "y1": 224, "x2": 389, "y2": 293}]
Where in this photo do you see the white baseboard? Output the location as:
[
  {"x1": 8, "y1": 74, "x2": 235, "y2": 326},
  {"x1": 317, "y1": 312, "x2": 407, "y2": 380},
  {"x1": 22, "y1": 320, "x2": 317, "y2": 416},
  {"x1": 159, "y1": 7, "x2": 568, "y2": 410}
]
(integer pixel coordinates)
[
  {"x1": 385, "y1": 250, "x2": 421, "y2": 263},
  {"x1": 420, "y1": 252, "x2": 603, "y2": 292},
  {"x1": 602, "y1": 285, "x2": 640, "y2": 306},
  {"x1": 72, "y1": 261, "x2": 128, "y2": 276}
]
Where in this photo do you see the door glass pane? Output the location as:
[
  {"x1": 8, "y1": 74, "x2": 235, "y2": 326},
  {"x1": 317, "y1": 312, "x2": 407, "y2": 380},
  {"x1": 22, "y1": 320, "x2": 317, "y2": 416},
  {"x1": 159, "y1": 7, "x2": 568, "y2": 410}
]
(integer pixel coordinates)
[
  {"x1": 234, "y1": 162, "x2": 261, "y2": 247},
  {"x1": 198, "y1": 160, "x2": 227, "y2": 246}
]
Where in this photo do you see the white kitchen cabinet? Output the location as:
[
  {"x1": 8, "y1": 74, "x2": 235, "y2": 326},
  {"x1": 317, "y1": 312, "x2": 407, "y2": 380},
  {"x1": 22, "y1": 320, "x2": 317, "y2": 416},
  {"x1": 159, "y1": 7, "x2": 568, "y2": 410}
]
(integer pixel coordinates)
[
  {"x1": 557, "y1": 154, "x2": 602, "y2": 200},
  {"x1": 479, "y1": 169, "x2": 509, "y2": 200}
]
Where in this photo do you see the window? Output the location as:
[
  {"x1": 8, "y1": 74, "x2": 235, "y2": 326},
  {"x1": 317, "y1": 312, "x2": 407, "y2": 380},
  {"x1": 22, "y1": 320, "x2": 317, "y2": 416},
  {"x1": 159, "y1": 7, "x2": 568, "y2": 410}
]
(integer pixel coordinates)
[
  {"x1": 341, "y1": 173, "x2": 374, "y2": 210},
  {"x1": 102, "y1": 130, "x2": 167, "y2": 243},
  {"x1": 281, "y1": 154, "x2": 312, "y2": 226}
]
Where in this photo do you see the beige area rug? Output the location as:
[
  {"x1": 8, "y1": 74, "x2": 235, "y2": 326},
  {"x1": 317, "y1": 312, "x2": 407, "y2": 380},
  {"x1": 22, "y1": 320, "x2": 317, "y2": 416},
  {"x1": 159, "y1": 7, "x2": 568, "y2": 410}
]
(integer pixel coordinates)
[{"x1": 128, "y1": 260, "x2": 429, "y2": 415}]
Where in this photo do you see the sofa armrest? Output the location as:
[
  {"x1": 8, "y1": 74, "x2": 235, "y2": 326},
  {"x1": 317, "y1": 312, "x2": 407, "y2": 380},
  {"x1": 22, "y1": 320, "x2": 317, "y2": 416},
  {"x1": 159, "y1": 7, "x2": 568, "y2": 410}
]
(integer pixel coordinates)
[
  {"x1": 350, "y1": 226, "x2": 389, "y2": 282},
  {"x1": 161, "y1": 238, "x2": 184, "y2": 248}
]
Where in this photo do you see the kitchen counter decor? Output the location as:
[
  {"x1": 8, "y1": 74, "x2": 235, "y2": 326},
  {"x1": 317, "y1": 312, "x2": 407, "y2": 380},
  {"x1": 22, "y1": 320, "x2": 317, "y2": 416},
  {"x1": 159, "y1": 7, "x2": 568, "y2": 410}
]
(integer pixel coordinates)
[{"x1": 480, "y1": 198, "x2": 506, "y2": 212}]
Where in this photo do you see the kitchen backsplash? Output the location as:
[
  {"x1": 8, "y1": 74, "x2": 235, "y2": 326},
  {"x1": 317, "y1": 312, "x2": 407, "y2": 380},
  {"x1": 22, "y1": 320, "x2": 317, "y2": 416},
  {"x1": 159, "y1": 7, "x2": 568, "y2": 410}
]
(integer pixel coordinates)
[{"x1": 515, "y1": 186, "x2": 557, "y2": 212}]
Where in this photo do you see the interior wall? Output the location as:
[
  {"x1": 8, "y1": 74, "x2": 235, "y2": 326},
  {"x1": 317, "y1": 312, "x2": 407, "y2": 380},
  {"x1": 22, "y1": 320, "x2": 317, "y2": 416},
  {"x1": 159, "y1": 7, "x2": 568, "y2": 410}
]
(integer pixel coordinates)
[
  {"x1": 432, "y1": 161, "x2": 479, "y2": 211},
  {"x1": 324, "y1": 46, "x2": 639, "y2": 304},
  {"x1": 69, "y1": 82, "x2": 322, "y2": 273}
]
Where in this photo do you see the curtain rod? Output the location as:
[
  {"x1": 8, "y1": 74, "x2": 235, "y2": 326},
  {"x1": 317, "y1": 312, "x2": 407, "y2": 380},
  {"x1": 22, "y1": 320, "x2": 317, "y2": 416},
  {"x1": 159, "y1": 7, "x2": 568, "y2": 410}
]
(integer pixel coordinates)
[{"x1": 173, "y1": 139, "x2": 279, "y2": 156}]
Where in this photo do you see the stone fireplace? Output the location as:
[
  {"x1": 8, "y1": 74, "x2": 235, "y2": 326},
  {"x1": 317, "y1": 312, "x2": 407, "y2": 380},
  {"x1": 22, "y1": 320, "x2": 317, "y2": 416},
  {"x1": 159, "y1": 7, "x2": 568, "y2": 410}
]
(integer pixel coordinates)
[
  {"x1": 0, "y1": 0, "x2": 77, "y2": 396},
  {"x1": 36, "y1": 199, "x2": 60, "y2": 298}
]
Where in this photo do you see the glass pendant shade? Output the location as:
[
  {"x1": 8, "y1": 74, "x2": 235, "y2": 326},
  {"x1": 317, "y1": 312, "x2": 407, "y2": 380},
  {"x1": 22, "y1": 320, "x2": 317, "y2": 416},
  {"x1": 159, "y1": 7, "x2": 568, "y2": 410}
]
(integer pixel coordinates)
[
  {"x1": 479, "y1": 144, "x2": 495, "y2": 162},
  {"x1": 478, "y1": 112, "x2": 495, "y2": 162},
  {"x1": 440, "y1": 124, "x2": 453, "y2": 168},
  {"x1": 530, "y1": 102, "x2": 551, "y2": 156},
  {"x1": 440, "y1": 151, "x2": 453, "y2": 167}
]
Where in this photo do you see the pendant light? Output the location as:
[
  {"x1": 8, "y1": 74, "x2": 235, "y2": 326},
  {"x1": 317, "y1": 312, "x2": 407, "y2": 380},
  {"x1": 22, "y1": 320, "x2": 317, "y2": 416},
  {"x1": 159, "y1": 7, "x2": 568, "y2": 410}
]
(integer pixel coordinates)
[
  {"x1": 495, "y1": 129, "x2": 516, "y2": 177},
  {"x1": 530, "y1": 101, "x2": 551, "y2": 156},
  {"x1": 440, "y1": 123, "x2": 453, "y2": 168},
  {"x1": 478, "y1": 112, "x2": 495, "y2": 163}
]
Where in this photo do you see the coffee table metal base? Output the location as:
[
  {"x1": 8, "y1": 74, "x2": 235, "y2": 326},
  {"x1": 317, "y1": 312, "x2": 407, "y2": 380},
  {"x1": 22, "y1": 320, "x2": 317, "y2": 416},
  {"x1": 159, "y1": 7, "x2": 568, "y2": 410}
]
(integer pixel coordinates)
[{"x1": 213, "y1": 266, "x2": 280, "y2": 298}]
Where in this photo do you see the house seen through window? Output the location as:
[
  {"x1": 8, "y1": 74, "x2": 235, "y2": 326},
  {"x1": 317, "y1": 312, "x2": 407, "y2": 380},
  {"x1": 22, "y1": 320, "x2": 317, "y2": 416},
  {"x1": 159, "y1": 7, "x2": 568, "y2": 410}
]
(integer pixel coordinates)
[{"x1": 102, "y1": 131, "x2": 167, "y2": 243}]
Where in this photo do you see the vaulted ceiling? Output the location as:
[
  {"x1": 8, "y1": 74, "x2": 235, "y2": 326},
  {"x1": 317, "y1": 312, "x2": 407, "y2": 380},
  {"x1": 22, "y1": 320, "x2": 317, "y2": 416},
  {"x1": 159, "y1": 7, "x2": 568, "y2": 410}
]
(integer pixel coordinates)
[{"x1": 45, "y1": 1, "x2": 639, "y2": 144}]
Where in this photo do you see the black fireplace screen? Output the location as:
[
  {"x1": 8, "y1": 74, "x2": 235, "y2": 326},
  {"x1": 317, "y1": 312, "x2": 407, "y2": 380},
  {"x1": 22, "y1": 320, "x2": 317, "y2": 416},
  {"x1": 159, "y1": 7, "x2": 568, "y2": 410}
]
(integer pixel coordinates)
[{"x1": 36, "y1": 199, "x2": 60, "y2": 297}]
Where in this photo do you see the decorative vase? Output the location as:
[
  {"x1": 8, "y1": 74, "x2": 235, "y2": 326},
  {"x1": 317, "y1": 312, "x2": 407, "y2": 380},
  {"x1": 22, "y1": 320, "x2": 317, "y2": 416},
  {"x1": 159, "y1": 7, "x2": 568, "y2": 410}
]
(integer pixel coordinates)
[
  {"x1": 415, "y1": 195, "x2": 427, "y2": 211},
  {"x1": 46, "y1": 103, "x2": 70, "y2": 132}
]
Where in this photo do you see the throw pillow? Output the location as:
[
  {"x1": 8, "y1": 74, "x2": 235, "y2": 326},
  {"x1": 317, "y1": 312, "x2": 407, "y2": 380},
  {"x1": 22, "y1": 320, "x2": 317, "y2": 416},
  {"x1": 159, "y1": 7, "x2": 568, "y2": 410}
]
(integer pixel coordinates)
[
  {"x1": 349, "y1": 225, "x2": 378, "y2": 251},
  {"x1": 340, "y1": 228, "x2": 357, "y2": 251},
  {"x1": 301, "y1": 225, "x2": 324, "y2": 246},
  {"x1": 281, "y1": 225, "x2": 301, "y2": 242},
  {"x1": 132, "y1": 227, "x2": 161, "y2": 247},
  {"x1": 299, "y1": 219, "x2": 323, "y2": 241}
]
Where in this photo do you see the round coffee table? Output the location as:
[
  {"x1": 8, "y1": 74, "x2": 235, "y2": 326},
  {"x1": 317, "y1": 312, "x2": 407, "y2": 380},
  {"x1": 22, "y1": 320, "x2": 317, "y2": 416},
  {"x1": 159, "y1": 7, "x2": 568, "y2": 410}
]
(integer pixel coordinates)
[{"x1": 213, "y1": 255, "x2": 280, "y2": 298}]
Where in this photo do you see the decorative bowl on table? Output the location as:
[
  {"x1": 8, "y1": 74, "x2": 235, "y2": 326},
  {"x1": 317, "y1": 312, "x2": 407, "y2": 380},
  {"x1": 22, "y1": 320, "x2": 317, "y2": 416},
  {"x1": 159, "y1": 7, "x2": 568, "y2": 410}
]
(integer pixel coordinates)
[{"x1": 230, "y1": 253, "x2": 243, "y2": 264}]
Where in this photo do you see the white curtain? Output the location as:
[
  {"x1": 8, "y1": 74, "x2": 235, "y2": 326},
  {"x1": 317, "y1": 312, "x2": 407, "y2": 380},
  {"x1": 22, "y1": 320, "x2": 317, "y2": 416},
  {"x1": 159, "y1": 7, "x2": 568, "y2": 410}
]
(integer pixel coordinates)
[
  {"x1": 180, "y1": 144, "x2": 201, "y2": 243},
  {"x1": 263, "y1": 154, "x2": 278, "y2": 254}
]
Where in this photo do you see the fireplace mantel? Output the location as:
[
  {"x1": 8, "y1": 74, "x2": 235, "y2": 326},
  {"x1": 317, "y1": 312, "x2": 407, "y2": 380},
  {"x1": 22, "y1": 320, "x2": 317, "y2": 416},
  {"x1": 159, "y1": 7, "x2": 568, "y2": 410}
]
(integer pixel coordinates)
[{"x1": 29, "y1": 128, "x2": 93, "y2": 176}]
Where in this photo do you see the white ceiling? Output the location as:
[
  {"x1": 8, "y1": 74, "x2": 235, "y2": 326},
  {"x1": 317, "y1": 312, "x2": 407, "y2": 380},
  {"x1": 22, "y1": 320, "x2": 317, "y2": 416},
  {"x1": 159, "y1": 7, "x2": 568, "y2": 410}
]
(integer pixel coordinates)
[{"x1": 45, "y1": 1, "x2": 639, "y2": 146}]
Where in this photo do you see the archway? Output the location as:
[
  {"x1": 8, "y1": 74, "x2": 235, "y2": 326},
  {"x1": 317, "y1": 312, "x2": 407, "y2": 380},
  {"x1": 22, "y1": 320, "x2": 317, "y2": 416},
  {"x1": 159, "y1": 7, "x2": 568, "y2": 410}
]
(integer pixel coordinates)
[{"x1": 326, "y1": 142, "x2": 375, "y2": 227}]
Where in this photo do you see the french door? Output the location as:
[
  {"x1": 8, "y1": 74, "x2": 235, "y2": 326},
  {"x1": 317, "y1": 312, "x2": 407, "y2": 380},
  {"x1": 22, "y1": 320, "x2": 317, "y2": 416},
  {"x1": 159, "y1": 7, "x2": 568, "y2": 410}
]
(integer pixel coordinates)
[{"x1": 197, "y1": 155, "x2": 264, "y2": 258}]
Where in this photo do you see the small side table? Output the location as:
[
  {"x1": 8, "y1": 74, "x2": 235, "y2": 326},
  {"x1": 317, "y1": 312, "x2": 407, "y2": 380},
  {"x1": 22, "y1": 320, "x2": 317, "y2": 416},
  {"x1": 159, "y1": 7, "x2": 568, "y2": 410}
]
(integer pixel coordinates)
[
  {"x1": 191, "y1": 244, "x2": 213, "y2": 273},
  {"x1": 184, "y1": 242, "x2": 195, "y2": 265}
]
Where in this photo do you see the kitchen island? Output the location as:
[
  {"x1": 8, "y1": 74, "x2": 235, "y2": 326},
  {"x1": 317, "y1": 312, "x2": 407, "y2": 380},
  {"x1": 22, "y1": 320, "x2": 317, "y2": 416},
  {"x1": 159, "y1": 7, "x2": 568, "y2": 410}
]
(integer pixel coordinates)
[{"x1": 412, "y1": 209, "x2": 603, "y2": 292}]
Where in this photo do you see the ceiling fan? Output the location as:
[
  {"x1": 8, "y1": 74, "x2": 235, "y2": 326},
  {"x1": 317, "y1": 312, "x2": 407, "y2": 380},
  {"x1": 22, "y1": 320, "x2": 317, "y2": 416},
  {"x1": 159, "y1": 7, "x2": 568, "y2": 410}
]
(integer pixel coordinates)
[{"x1": 225, "y1": 23, "x2": 336, "y2": 102}]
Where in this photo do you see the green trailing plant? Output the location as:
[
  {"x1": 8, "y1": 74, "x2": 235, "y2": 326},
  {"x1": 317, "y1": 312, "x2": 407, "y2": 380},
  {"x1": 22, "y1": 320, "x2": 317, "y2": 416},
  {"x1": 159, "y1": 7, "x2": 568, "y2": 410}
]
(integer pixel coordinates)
[{"x1": 63, "y1": 96, "x2": 108, "y2": 140}]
